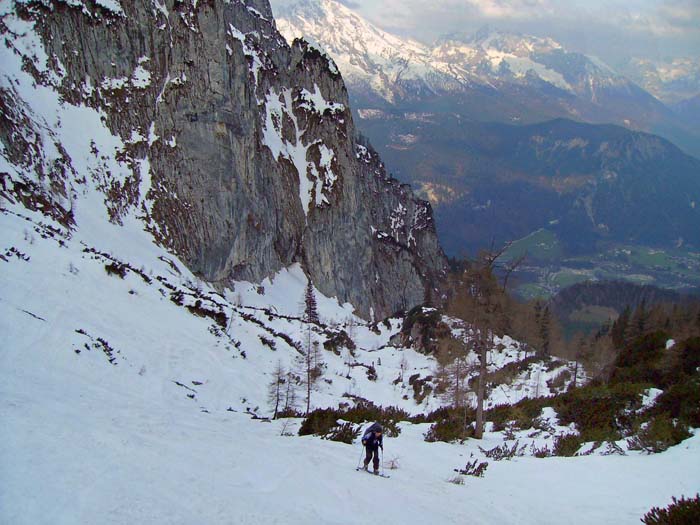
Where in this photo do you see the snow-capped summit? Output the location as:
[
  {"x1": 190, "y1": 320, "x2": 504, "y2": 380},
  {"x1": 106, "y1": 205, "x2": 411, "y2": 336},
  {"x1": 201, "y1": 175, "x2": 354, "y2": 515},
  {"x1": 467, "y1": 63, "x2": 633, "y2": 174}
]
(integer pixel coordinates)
[
  {"x1": 621, "y1": 56, "x2": 700, "y2": 105},
  {"x1": 270, "y1": 0, "x2": 676, "y2": 136},
  {"x1": 431, "y1": 28, "x2": 579, "y2": 93},
  {"x1": 271, "y1": 0, "x2": 626, "y2": 101},
  {"x1": 274, "y1": 0, "x2": 700, "y2": 159},
  {"x1": 459, "y1": 26, "x2": 564, "y2": 55},
  {"x1": 272, "y1": 0, "x2": 461, "y2": 102}
]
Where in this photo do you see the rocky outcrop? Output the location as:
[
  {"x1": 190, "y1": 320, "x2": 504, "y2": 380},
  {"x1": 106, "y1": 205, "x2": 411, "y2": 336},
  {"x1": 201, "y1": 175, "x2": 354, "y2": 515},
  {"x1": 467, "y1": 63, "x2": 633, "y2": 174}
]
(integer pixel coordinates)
[{"x1": 1, "y1": 0, "x2": 446, "y2": 319}]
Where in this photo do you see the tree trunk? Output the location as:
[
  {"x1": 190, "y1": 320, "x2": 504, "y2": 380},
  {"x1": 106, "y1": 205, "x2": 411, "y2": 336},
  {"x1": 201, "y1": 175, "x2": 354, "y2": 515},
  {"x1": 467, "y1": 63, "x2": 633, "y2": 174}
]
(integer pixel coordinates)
[{"x1": 474, "y1": 336, "x2": 488, "y2": 439}]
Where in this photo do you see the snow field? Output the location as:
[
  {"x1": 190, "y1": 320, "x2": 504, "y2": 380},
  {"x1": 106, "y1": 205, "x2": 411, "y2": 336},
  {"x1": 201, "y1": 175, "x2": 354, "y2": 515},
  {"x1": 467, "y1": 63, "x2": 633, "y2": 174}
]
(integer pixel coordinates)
[
  {"x1": 3, "y1": 204, "x2": 699, "y2": 524},
  {"x1": 1, "y1": 4, "x2": 698, "y2": 522}
]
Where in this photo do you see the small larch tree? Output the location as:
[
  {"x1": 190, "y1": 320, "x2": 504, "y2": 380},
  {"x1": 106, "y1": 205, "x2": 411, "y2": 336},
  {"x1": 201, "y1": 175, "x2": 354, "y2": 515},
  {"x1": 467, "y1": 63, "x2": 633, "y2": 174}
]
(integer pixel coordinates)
[
  {"x1": 298, "y1": 340, "x2": 324, "y2": 415},
  {"x1": 268, "y1": 360, "x2": 286, "y2": 419}
]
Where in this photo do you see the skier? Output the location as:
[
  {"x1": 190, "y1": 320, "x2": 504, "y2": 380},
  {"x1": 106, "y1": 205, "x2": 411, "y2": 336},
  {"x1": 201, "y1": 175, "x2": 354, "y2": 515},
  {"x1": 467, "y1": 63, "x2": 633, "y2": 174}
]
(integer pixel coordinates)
[{"x1": 361, "y1": 422, "x2": 383, "y2": 474}]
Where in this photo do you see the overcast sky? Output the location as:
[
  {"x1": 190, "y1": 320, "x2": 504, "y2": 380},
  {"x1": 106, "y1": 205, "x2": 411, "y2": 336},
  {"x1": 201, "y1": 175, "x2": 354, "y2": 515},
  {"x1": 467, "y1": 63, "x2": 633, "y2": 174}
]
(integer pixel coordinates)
[{"x1": 336, "y1": 0, "x2": 700, "y2": 64}]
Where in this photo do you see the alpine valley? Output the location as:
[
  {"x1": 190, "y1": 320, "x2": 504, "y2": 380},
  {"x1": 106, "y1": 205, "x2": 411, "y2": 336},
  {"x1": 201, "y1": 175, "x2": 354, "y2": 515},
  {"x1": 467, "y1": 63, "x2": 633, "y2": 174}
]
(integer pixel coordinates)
[
  {"x1": 272, "y1": 0, "x2": 700, "y2": 299},
  {"x1": 2, "y1": 2, "x2": 699, "y2": 525}
]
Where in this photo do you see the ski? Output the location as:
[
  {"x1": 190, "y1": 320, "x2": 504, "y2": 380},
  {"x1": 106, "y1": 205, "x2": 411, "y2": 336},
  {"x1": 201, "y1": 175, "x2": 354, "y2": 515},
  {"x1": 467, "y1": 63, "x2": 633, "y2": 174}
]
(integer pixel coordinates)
[{"x1": 355, "y1": 467, "x2": 390, "y2": 478}]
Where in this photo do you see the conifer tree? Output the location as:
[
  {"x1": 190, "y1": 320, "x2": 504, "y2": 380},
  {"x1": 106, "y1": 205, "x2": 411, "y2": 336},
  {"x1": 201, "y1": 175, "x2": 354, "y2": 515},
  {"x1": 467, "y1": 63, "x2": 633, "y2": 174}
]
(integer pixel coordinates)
[
  {"x1": 444, "y1": 256, "x2": 505, "y2": 439},
  {"x1": 611, "y1": 306, "x2": 631, "y2": 348},
  {"x1": 304, "y1": 278, "x2": 320, "y2": 325}
]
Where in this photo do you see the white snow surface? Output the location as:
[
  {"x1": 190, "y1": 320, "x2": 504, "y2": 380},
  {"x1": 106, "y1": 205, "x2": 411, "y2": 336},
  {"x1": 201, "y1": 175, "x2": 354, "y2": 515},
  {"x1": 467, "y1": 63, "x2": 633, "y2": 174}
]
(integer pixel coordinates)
[
  {"x1": 261, "y1": 85, "x2": 341, "y2": 215},
  {"x1": 2, "y1": 198, "x2": 698, "y2": 523},
  {"x1": 1, "y1": 2, "x2": 699, "y2": 523}
]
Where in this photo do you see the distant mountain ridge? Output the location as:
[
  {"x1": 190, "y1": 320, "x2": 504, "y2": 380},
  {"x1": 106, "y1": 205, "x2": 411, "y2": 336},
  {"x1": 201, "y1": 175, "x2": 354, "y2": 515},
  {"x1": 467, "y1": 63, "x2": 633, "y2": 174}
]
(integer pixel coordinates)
[
  {"x1": 355, "y1": 114, "x2": 700, "y2": 256},
  {"x1": 620, "y1": 57, "x2": 700, "y2": 105},
  {"x1": 271, "y1": 0, "x2": 700, "y2": 157}
]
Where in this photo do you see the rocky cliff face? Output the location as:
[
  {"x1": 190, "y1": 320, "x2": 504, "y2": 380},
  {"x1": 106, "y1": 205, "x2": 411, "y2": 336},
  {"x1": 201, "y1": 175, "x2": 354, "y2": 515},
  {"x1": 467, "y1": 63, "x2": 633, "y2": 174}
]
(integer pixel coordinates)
[{"x1": 0, "y1": 0, "x2": 446, "y2": 319}]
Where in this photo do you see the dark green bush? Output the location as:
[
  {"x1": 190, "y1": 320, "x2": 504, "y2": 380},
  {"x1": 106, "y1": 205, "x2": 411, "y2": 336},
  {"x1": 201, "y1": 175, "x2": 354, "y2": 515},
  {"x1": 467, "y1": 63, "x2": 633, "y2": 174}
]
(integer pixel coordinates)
[
  {"x1": 400, "y1": 306, "x2": 450, "y2": 354},
  {"x1": 486, "y1": 397, "x2": 549, "y2": 432},
  {"x1": 633, "y1": 415, "x2": 691, "y2": 453},
  {"x1": 325, "y1": 422, "x2": 360, "y2": 444},
  {"x1": 680, "y1": 338, "x2": 700, "y2": 376},
  {"x1": 342, "y1": 402, "x2": 408, "y2": 437},
  {"x1": 298, "y1": 408, "x2": 339, "y2": 437},
  {"x1": 652, "y1": 377, "x2": 700, "y2": 429},
  {"x1": 424, "y1": 417, "x2": 473, "y2": 443},
  {"x1": 553, "y1": 433, "x2": 583, "y2": 457},
  {"x1": 642, "y1": 494, "x2": 700, "y2": 524},
  {"x1": 611, "y1": 331, "x2": 669, "y2": 387},
  {"x1": 422, "y1": 406, "x2": 475, "y2": 442},
  {"x1": 554, "y1": 382, "x2": 648, "y2": 442},
  {"x1": 299, "y1": 402, "x2": 410, "y2": 440},
  {"x1": 105, "y1": 262, "x2": 127, "y2": 278}
]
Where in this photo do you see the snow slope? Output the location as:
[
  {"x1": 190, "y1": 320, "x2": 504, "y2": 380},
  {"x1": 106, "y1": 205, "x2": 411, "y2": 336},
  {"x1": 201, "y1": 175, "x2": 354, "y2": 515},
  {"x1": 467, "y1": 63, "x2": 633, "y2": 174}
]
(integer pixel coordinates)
[
  {"x1": 2, "y1": 305, "x2": 699, "y2": 524},
  {"x1": 2, "y1": 203, "x2": 699, "y2": 524},
  {"x1": 1, "y1": 1, "x2": 698, "y2": 522}
]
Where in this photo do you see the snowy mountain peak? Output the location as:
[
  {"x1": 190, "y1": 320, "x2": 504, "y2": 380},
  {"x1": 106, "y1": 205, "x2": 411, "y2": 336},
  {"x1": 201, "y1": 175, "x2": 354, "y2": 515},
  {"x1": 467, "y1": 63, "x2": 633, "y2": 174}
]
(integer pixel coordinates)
[
  {"x1": 448, "y1": 26, "x2": 564, "y2": 56},
  {"x1": 273, "y1": 0, "x2": 428, "y2": 53},
  {"x1": 271, "y1": 0, "x2": 451, "y2": 102},
  {"x1": 271, "y1": 0, "x2": 634, "y2": 104}
]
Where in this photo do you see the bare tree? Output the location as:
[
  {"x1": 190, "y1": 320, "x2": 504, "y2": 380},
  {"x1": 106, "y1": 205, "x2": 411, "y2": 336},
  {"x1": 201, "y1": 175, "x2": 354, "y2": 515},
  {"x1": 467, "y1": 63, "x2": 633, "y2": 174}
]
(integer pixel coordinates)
[
  {"x1": 502, "y1": 252, "x2": 527, "y2": 292},
  {"x1": 283, "y1": 371, "x2": 297, "y2": 414},
  {"x1": 399, "y1": 353, "x2": 409, "y2": 382},
  {"x1": 445, "y1": 257, "x2": 506, "y2": 439},
  {"x1": 474, "y1": 332, "x2": 490, "y2": 439},
  {"x1": 298, "y1": 337, "x2": 324, "y2": 415},
  {"x1": 480, "y1": 239, "x2": 512, "y2": 272},
  {"x1": 435, "y1": 336, "x2": 470, "y2": 413},
  {"x1": 268, "y1": 360, "x2": 286, "y2": 419}
]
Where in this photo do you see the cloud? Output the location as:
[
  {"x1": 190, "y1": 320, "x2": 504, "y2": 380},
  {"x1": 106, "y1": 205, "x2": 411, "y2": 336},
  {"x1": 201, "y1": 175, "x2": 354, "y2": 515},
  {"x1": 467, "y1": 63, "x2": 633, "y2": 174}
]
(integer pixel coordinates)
[
  {"x1": 337, "y1": 0, "x2": 362, "y2": 8},
  {"x1": 466, "y1": 0, "x2": 553, "y2": 19},
  {"x1": 346, "y1": 0, "x2": 699, "y2": 61}
]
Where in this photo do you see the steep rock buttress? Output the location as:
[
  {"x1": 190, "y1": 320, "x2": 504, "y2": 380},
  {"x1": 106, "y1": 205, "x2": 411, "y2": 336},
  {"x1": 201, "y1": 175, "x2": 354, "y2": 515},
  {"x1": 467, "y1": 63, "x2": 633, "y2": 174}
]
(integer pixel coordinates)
[{"x1": 0, "y1": 0, "x2": 446, "y2": 319}]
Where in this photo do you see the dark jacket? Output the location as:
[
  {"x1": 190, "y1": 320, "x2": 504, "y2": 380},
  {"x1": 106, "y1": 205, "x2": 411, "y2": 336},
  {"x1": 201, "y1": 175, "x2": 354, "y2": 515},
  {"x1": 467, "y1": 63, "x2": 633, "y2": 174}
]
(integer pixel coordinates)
[{"x1": 362, "y1": 423, "x2": 383, "y2": 448}]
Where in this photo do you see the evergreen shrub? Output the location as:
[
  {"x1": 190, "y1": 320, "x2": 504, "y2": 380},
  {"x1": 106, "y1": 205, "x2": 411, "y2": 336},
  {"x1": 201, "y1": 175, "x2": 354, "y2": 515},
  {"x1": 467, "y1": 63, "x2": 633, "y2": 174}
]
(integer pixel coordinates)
[
  {"x1": 422, "y1": 406, "x2": 475, "y2": 443},
  {"x1": 299, "y1": 403, "x2": 409, "y2": 440},
  {"x1": 553, "y1": 382, "x2": 648, "y2": 442},
  {"x1": 642, "y1": 494, "x2": 700, "y2": 524},
  {"x1": 553, "y1": 433, "x2": 583, "y2": 457},
  {"x1": 105, "y1": 262, "x2": 127, "y2": 278},
  {"x1": 653, "y1": 378, "x2": 700, "y2": 428},
  {"x1": 611, "y1": 331, "x2": 669, "y2": 386},
  {"x1": 633, "y1": 415, "x2": 691, "y2": 453}
]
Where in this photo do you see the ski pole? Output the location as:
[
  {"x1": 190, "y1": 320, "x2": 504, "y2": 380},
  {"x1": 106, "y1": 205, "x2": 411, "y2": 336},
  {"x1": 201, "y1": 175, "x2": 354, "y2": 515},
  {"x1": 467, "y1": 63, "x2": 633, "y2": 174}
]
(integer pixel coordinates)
[
  {"x1": 381, "y1": 446, "x2": 385, "y2": 477},
  {"x1": 357, "y1": 440, "x2": 365, "y2": 469}
]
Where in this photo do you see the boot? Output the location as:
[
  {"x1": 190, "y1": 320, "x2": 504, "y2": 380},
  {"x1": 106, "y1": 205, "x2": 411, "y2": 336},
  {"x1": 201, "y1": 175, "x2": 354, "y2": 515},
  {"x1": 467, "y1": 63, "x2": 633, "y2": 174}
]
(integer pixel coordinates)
[{"x1": 373, "y1": 469, "x2": 379, "y2": 475}]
